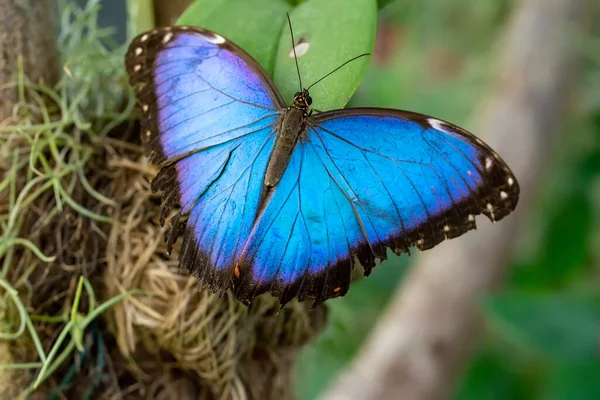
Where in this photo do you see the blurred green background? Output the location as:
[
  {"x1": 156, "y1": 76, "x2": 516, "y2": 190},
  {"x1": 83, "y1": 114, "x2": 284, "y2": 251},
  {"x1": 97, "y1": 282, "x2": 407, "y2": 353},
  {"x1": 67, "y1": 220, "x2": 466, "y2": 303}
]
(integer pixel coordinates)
[{"x1": 98, "y1": 0, "x2": 600, "y2": 398}]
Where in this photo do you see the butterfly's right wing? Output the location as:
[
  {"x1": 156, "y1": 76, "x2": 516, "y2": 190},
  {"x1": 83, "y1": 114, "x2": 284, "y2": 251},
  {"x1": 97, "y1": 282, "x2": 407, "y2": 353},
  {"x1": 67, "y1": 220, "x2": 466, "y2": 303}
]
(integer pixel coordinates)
[
  {"x1": 234, "y1": 109, "x2": 518, "y2": 306},
  {"x1": 126, "y1": 26, "x2": 284, "y2": 291}
]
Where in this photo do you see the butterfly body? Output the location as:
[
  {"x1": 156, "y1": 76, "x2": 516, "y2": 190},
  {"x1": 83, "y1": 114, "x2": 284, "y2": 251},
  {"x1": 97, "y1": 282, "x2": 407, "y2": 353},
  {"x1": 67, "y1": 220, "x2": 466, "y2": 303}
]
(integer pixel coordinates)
[
  {"x1": 126, "y1": 26, "x2": 519, "y2": 307},
  {"x1": 265, "y1": 105, "x2": 306, "y2": 188}
]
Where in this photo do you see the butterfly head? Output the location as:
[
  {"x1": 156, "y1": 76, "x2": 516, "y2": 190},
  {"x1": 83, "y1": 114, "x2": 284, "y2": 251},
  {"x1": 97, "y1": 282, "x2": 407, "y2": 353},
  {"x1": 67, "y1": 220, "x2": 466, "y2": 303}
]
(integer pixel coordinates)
[{"x1": 292, "y1": 89, "x2": 312, "y2": 114}]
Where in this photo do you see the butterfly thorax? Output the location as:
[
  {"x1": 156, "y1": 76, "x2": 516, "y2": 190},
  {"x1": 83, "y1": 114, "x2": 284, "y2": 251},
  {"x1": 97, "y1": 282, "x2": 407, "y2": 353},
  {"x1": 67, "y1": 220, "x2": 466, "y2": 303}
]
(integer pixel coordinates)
[{"x1": 264, "y1": 97, "x2": 309, "y2": 188}]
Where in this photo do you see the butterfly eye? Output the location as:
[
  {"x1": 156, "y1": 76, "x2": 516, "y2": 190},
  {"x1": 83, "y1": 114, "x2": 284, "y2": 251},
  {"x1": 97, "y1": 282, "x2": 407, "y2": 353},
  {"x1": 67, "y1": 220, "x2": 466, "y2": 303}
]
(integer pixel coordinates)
[
  {"x1": 294, "y1": 92, "x2": 301, "y2": 97},
  {"x1": 306, "y1": 96, "x2": 313, "y2": 105}
]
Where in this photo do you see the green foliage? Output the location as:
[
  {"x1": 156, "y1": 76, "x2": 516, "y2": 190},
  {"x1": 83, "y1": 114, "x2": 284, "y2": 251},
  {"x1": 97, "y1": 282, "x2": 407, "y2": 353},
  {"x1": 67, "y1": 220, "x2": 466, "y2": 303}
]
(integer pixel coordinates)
[
  {"x1": 274, "y1": 0, "x2": 376, "y2": 109},
  {"x1": 511, "y1": 118, "x2": 599, "y2": 289},
  {"x1": 543, "y1": 364, "x2": 600, "y2": 400},
  {"x1": 456, "y1": 347, "x2": 542, "y2": 400},
  {"x1": 0, "y1": 275, "x2": 139, "y2": 395},
  {"x1": 178, "y1": 0, "x2": 376, "y2": 109},
  {"x1": 486, "y1": 292, "x2": 600, "y2": 362}
]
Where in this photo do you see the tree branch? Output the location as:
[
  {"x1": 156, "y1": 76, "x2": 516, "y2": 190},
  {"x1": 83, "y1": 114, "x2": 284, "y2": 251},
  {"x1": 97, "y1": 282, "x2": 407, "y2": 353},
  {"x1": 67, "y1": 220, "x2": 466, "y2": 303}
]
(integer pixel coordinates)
[
  {"x1": 0, "y1": 0, "x2": 58, "y2": 121},
  {"x1": 152, "y1": 0, "x2": 192, "y2": 26},
  {"x1": 318, "y1": 1, "x2": 587, "y2": 399}
]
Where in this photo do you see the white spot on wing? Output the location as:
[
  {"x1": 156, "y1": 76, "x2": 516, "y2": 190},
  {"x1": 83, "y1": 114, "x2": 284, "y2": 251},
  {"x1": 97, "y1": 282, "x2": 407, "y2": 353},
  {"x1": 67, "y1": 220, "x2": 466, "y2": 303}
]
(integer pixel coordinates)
[
  {"x1": 142, "y1": 104, "x2": 149, "y2": 112},
  {"x1": 468, "y1": 214, "x2": 475, "y2": 222},
  {"x1": 135, "y1": 47, "x2": 143, "y2": 56},
  {"x1": 163, "y1": 32, "x2": 173, "y2": 43},
  {"x1": 508, "y1": 177, "x2": 514, "y2": 186},
  {"x1": 443, "y1": 225, "x2": 450, "y2": 232},
  {"x1": 133, "y1": 64, "x2": 141, "y2": 72},
  {"x1": 487, "y1": 203, "x2": 496, "y2": 221},
  {"x1": 140, "y1": 34, "x2": 149, "y2": 42},
  {"x1": 467, "y1": 170, "x2": 472, "y2": 176},
  {"x1": 485, "y1": 157, "x2": 494, "y2": 170},
  {"x1": 145, "y1": 130, "x2": 151, "y2": 137},
  {"x1": 417, "y1": 238, "x2": 424, "y2": 246},
  {"x1": 427, "y1": 118, "x2": 453, "y2": 134},
  {"x1": 205, "y1": 33, "x2": 226, "y2": 44},
  {"x1": 500, "y1": 191, "x2": 508, "y2": 199},
  {"x1": 289, "y1": 40, "x2": 310, "y2": 57}
]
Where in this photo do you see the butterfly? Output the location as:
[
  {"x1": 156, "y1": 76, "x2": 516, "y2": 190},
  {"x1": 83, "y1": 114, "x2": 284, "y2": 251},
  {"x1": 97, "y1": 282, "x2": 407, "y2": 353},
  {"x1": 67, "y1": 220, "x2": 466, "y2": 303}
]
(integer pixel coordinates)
[{"x1": 125, "y1": 24, "x2": 519, "y2": 307}]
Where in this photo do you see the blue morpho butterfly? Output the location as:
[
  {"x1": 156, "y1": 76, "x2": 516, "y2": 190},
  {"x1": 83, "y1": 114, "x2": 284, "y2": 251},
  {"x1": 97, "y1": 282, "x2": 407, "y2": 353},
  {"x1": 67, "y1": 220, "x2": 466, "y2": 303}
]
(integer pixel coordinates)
[{"x1": 125, "y1": 23, "x2": 519, "y2": 307}]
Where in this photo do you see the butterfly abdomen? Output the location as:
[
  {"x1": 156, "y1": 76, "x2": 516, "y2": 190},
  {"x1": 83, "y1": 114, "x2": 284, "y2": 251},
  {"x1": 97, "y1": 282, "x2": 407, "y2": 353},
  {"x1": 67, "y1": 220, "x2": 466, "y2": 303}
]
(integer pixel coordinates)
[{"x1": 264, "y1": 107, "x2": 306, "y2": 187}]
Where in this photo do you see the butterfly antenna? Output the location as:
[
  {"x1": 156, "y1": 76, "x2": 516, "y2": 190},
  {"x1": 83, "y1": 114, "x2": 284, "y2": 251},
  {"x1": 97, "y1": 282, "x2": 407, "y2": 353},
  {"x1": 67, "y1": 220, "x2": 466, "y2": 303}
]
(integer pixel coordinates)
[
  {"x1": 306, "y1": 53, "x2": 370, "y2": 91},
  {"x1": 287, "y1": 12, "x2": 303, "y2": 91}
]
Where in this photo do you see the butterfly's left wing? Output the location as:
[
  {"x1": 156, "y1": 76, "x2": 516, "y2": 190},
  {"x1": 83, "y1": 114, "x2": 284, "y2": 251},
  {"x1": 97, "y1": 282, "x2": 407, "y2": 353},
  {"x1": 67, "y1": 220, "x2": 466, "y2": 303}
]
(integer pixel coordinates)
[
  {"x1": 126, "y1": 27, "x2": 285, "y2": 293},
  {"x1": 234, "y1": 109, "x2": 519, "y2": 306}
]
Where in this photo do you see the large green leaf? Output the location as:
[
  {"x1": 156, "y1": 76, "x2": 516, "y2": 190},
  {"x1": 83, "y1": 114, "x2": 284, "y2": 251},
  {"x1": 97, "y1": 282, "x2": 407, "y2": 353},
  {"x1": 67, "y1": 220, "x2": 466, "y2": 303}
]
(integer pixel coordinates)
[
  {"x1": 274, "y1": 0, "x2": 377, "y2": 109},
  {"x1": 177, "y1": 0, "x2": 291, "y2": 75}
]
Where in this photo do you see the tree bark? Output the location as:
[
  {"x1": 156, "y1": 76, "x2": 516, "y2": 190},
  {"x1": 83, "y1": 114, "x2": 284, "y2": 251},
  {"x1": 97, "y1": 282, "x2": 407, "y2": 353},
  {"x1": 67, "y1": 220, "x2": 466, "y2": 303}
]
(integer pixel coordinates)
[
  {"x1": 0, "y1": 1, "x2": 58, "y2": 397},
  {"x1": 319, "y1": 0, "x2": 587, "y2": 399},
  {"x1": 0, "y1": 0, "x2": 58, "y2": 121}
]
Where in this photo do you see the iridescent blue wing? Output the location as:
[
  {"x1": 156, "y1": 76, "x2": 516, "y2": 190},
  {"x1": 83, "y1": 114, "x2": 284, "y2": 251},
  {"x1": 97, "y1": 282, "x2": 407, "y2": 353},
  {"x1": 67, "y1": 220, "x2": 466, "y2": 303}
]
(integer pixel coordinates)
[
  {"x1": 234, "y1": 109, "x2": 519, "y2": 306},
  {"x1": 125, "y1": 26, "x2": 284, "y2": 291}
]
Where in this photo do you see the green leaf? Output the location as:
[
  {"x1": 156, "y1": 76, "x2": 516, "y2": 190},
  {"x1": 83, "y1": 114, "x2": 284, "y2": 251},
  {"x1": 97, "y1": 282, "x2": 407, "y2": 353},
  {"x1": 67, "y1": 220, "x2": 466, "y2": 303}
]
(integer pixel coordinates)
[
  {"x1": 177, "y1": 0, "x2": 291, "y2": 75},
  {"x1": 543, "y1": 363, "x2": 600, "y2": 400},
  {"x1": 274, "y1": 0, "x2": 377, "y2": 109},
  {"x1": 486, "y1": 292, "x2": 600, "y2": 362}
]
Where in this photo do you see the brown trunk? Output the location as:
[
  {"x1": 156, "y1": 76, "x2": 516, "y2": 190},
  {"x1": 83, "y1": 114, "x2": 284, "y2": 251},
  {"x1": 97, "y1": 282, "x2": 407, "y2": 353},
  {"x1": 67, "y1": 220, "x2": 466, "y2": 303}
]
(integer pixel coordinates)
[
  {"x1": 0, "y1": 1, "x2": 57, "y2": 396},
  {"x1": 0, "y1": 0, "x2": 58, "y2": 121}
]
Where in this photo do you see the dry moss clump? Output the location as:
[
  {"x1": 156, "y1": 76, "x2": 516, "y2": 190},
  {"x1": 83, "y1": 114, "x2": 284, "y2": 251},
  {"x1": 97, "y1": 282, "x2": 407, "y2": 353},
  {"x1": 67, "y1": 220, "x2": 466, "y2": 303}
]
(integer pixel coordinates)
[
  {"x1": 0, "y1": 2, "x2": 325, "y2": 399},
  {"x1": 102, "y1": 131, "x2": 326, "y2": 399}
]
